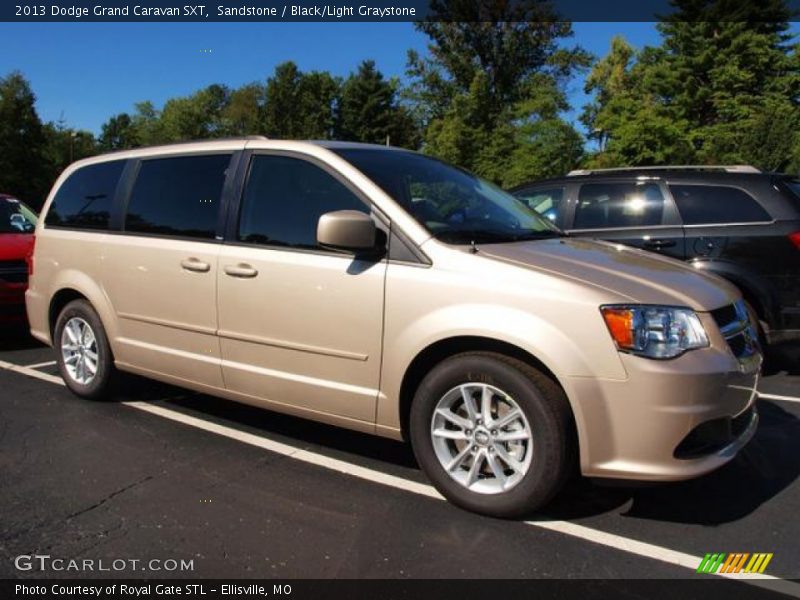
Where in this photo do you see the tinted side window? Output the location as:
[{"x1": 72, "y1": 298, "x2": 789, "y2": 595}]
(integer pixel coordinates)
[
  {"x1": 0, "y1": 198, "x2": 36, "y2": 233},
  {"x1": 124, "y1": 154, "x2": 230, "y2": 240},
  {"x1": 238, "y1": 155, "x2": 366, "y2": 249},
  {"x1": 670, "y1": 185, "x2": 771, "y2": 225},
  {"x1": 45, "y1": 161, "x2": 124, "y2": 230},
  {"x1": 574, "y1": 182, "x2": 665, "y2": 230},
  {"x1": 514, "y1": 187, "x2": 563, "y2": 223}
]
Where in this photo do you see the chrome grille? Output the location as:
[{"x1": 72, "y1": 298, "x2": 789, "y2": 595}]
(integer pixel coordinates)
[{"x1": 711, "y1": 300, "x2": 760, "y2": 360}]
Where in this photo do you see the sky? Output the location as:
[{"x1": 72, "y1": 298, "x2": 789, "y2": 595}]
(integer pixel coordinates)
[{"x1": 0, "y1": 21, "x2": 695, "y2": 137}]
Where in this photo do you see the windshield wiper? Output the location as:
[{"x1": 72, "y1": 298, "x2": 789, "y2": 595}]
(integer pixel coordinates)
[
  {"x1": 433, "y1": 229, "x2": 562, "y2": 244},
  {"x1": 433, "y1": 230, "x2": 518, "y2": 244},
  {"x1": 505, "y1": 230, "x2": 564, "y2": 241}
]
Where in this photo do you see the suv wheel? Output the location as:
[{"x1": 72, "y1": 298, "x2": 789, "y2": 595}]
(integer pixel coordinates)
[
  {"x1": 54, "y1": 299, "x2": 117, "y2": 400},
  {"x1": 410, "y1": 352, "x2": 574, "y2": 518}
]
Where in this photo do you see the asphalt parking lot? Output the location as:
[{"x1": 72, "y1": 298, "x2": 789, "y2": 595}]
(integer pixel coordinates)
[{"x1": 0, "y1": 328, "x2": 798, "y2": 593}]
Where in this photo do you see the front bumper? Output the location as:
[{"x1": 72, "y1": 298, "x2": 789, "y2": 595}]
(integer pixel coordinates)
[{"x1": 569, "y1": 322, "x2": 761, "y2": 482}]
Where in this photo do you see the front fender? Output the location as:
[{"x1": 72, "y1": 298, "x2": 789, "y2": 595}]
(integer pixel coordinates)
[{"x1": 376, "y1": 302, "x2": 627, "y2": 437}]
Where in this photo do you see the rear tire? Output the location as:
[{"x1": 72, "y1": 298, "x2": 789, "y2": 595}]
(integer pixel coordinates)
[
  {"x1": 409, "y1": 352, "x2": 574, "y2": 518},
  {"x1": 54, "y1": 299, "x2": 117, "y2": 400}
]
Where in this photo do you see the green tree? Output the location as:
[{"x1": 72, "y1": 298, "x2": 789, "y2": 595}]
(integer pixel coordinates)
[
  {"x1": 43, "y1": 119, "x2": 97, "y2": 178},
  {"x1": 0, "y1": 71, "x2": 51, "y2": 206},
  {"x1": 98, "y1": 113, "x2": 140, "y2": 151},
  {"x1": 337, "y1": 60, "x2": 419, "y2": 147},
  {"x1": 130, "y1": 101, "x2": 165, "y2": 146},
  {"x1": 263, "y1": 62, "x2": 339, "y2": 139},
  {"x1": 221, "y1": 83, "x2": 265, "y2": 136},
  {"x1": 159, "y1": 84, "x2": 230, "y2": 142},
  {"x1": 407, "y1": 1, "x2": 590, "y2": 184},
  {"x1": 583, "y1": 1, "x2": 800, "y2": 170}
]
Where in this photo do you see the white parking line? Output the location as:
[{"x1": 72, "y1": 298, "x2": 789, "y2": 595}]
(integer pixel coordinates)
[
  {"x1": 0, "y1": 359, "x2": 798, "y2": 594},
  {"x1": 759, "y1": 392, "x2": 800, "y2": 404},
  {"x1": 23, "y1": 360, "x2": 57, "y2": 369},
  {"x1": 0, "y1": 359, "x2": 64, "y2": 385}
]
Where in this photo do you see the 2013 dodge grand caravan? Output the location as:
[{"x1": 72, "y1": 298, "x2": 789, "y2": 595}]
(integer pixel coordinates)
[{"x1": 27, "y1": 138, "x2": 762, "y2": 517}]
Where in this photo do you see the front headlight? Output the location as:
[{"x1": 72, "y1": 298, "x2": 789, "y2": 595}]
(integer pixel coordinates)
[{"x1": 600, "y1": 305, "x2": 709, "y2": 359}]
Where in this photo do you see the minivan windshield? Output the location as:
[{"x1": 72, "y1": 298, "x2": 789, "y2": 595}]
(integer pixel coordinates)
[
  {"x1": 0, "y1": 197, "x2": 37, "y2": 234},
  {"x1": 333, "y1": 148, "x2": 562, "y2": 244}
]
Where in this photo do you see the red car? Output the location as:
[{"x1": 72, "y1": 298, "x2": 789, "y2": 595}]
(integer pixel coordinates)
[{"x1": 0, "y1": 194, "x2": 37, "y2": 325}]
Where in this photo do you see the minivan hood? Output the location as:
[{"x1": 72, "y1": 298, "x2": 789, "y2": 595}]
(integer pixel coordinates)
[{"x1": 477, "y1": 237, "x2": 738, "y2": 311}]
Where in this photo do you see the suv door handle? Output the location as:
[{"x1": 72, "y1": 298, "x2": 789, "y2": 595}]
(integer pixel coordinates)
[
  {"x1": 643, "y1": 239, "x2": 676, "y2": 249},
  {"x1": 180, "y1": 258, "x2": 211, "y2": 273},
  {"x1": 224, "y1": 264, "x2": 259, "y2": 278}
]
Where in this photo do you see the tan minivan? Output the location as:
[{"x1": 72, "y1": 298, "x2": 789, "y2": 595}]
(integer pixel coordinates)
[{"x1": 26, "y1": 139, "x2": 762, "y2": 517}]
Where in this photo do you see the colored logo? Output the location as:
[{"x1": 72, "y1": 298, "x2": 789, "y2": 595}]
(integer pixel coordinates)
[{"x1": 697, "y1": 553, "x2": 773, "y2": 574}]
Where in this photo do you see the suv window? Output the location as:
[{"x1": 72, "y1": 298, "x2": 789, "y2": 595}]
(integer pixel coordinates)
[
  {"x1": 574, "y1": 182, "x2": 665, "y2": 229},
  {"x1": 238, "y1": 155, "x2": 366, "y2": 249},
  {"x1": 45, "y1": 160, "x2": 125, "y2": 230},
  {"x1": 670, "y1": 185, "x2": 771, "y2": 225},
  {"x1": 515, "y1": 188, "x2": 563, "y2": 223},
  {"x1": 124, "y1": 154, "x2": 230, "y2": 239}
]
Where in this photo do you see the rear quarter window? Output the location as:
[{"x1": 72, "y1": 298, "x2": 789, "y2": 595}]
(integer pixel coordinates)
[
  {"x1": 669, "y1": 184, "x2": 771, "y2": 225},
  {"x1": 45, "y1": 160, "x2": 125, "y2": 230}
]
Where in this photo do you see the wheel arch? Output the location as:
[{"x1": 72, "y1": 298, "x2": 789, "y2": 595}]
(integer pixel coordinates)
[
  {"x1": 46, "y1": 273, "x2": 117, "y2": 348},
  {"x1": 397, "y1": 336, "x2": 578, "y2": 448},
  {"x1": 48, "y1": 288, "x2": 89, "y2": 339}
]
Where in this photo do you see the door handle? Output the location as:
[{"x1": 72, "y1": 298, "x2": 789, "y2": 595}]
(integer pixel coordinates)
[
  {"x1": 224, "y1": 264, "x2": 259, "y2": 278},
  {"x1": 643, "y1": 239, "x2": 676, "y2": 249},
  {"x1": 180, "y1": 258, "x2": 211, "y2": 273}
]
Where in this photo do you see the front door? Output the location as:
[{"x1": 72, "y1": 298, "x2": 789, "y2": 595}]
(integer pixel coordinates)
[{"x1": 217, "y1": 153, "x2": 386, "y2": 422}]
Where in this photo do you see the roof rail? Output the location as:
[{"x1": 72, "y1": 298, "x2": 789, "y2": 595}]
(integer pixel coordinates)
[
  {"x1": 98, "y1": 135, "x2": 270, "y2": 156},
  {"x1": 567, "y1": 165, "x2": 761, "y2": 176}
]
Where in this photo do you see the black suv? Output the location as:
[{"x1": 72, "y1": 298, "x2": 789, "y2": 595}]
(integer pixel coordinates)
[{"x1": 511, "y1": 166, "x2": 800, "y2": 344}]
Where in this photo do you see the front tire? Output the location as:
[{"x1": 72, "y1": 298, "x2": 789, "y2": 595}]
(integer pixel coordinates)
[
  {"x1": 410, "y1": 352, "x2": 574, "y2": 518},
  {"x1": 54, "y1": 299, "x2": 117, "y2": 400}
]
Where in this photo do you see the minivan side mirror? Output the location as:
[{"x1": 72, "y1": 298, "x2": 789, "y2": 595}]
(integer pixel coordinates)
[{"x1": 317, "y1": 210, "x2": 378, "y2": 252}]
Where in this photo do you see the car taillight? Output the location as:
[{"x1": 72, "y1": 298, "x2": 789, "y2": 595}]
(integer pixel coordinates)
[
  {"x1": 26, "y1": 236, "x2": 35, "y2": 276},
  {"x1": 790, "y1": 231, "x2": 800, "y2": 249}
]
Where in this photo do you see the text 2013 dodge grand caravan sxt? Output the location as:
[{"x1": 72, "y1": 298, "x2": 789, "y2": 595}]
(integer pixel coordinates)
[{"x1": 26, "y1": 138, "x2": 761, "y2": 517}]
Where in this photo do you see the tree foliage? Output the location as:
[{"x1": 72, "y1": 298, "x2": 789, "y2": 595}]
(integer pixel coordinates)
[
  {"x1": 406, "y1": 1, "x2": 591, "y2": 186},
  {"x1": 263, "y1": 62, "x2": 339, "y2": 139},
  {"x1": 583, "y1": 2, "x2": 800, "y2": 170},
  {"x1": 337, "y1": 60, "x2": 418, "y2": 147},
  {"x1": 4, "y1": 3, "x2": 800, "y2": 208},
  {"x1": 0, "y1": 72, "x2": 52, "y2": 205}
]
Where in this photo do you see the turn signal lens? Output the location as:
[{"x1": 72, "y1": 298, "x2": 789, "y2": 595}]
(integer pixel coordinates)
[
  {"x1": 600, "y1": 305, "x2": 709, "y2": 359},
  {"x1": 601, "y1": 307, "x2": 634, "y2": 348}
]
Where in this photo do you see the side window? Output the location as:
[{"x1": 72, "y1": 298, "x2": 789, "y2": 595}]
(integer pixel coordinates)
[
  {"x1": 0, "y1": 198, "x2": 36, "y2": 233},
  {"x1": 238, "y1": 155, "x2": 367, "y2": 249},
  {"x1": 669, "y1": 185, "x2": 771, "y2": 225},
  {"x1": 514, "y1": 187, "x2": 564, "y2": 223},
  {"x1": 124, "y1": 154, "x2": 231, "y2": 240},
  {"x1": 44, "y1": 160, "x2": 124, "y2": 230},
  {"x1": 574, "y1": 182, "x2": 665, "y2": 229}
]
